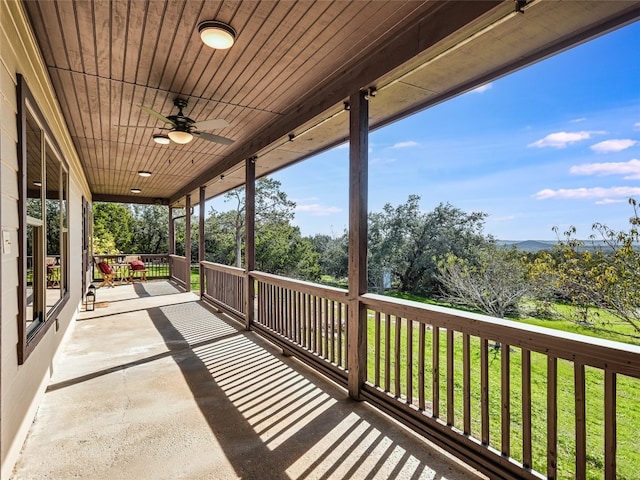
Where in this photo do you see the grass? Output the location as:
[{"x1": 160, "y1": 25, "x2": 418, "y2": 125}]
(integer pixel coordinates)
[{"x1": 363, "y1": 299, "x2": 640, "y2": 480}]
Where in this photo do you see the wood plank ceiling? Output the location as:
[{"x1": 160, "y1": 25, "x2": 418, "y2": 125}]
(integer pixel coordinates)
[{"x1": 21, "y1": 0, "x2": 640, "y2": 207}]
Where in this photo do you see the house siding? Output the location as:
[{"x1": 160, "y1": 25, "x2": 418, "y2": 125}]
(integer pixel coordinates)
[{"x1": 0, "y1": 1, "x2": 92, "y2": 477}]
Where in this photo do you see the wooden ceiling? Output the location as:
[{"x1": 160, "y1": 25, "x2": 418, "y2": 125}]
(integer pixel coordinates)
[{"x1": 22, "y1": 0, "x2": 640, "y2": 207}]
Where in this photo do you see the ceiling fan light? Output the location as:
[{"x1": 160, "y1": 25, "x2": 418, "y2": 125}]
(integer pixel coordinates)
[
  {"x1": 168, "y1": 130, "x2": 194, "y2": 144},
  {"x1": 198, "y1": 20, "x2": 236, "y2": 49},
  {"x1": 153, "y1": 134, "x2": 170, "y2": 145}
]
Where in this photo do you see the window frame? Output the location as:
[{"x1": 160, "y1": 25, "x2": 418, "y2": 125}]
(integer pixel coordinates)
[{"x1": 17, "y1": 75, "x2": 70, "y2": 364}]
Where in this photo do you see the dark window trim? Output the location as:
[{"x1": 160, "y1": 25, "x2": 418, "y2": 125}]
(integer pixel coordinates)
[{"x1": 17, "y1": 74, "x2": 70, "y2": 364}]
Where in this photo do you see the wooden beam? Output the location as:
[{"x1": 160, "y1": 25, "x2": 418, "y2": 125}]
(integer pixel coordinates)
[
  {"x1": 347, "y1": 90, "x2": 368, "y2": 401},
  {"x1": 91, "y1": 194, "x2": 169, "y2": 205},
  {"x1": 244, "y1": 158, "x2": 256, "y2": 330},
  {"x1": 199, "y1": 186, "x2": 205, "y2": 297},
  {"x1": 185, "y1": 194, "x2": 191, "y2": 292},
  {"x1": 168, "y1": 206, "x2": 175, "y2": 256}
]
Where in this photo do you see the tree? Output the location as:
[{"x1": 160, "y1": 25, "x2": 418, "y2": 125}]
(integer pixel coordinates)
[
  {"x1": 368, "y1": 196, "x2": 492, "y2": 295},
  {"x1": 93, "y1": 203, "x2": 134, "y2": 254},
  {"x1": 214, "y1": 178, "x2": 296, "y2": 267},
  {"x1": 537, "y1": 198, "x2": 640, "y2": 333},
  {"x1": 309, "y1": 232, "x2": 348, "y2": 280},
  {"x1": 129, "y1": 204, "x2": 169, "y2": 254},
  {"x1": 437, "y1": 244, "x2": 531, "y2": 319}
]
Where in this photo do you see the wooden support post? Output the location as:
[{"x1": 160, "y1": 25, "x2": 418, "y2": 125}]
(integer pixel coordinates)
[
  {"x1": 244, "y1": 158, "x2": 256, "y2": 330},
  {"x1": 199, "y1": 187, "x2": 205, "y2": 297},
  {"x1": 185, "y1": 194, "x2": 191, "y2": 292},
  {"x1": 347, "y1": 90, "x2": 368, "y2": 401},
  {"x1": 168, "y1": 206, "x2": 175, "y2": 255}
]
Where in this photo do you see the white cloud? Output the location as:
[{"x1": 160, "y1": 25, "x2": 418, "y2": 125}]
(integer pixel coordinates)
[
  {"x1": 595, "y1": 198, "x2": 627, "y2": 205},
  {"x1": 295, "y1": 204, "x2": 342, "y2": 216},
  {"x1": 471, "y1": 83, "x2": 492, "y2": 93},
  {"x1": 528, "y1": 130, "x2": 604, "y2": 148},
  {"x1": 590, "y1": 139, "x2": 638, "y2": 153},
  {"x1": 570, "y1": 117, "x2": 587, "y2": 123},
  {"x1": 392, "y1": 141, "x2": 418, "y2": 149},
  {"x1": 532, "y1": 186, "x2": 640, "y2": 200},
  {"x1": 570, "y1": 159, "x2": 640, "y2": 179},
  {"x1": 634, "y1": 122, "x2": 640, "y2": 131}
]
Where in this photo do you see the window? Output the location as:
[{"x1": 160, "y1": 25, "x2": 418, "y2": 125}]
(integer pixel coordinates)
[{"x1": 18, "y1": 75, "x2": 70, "y2": 363}]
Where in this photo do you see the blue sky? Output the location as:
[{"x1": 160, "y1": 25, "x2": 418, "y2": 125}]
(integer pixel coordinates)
[{"x1": 213, "y1": 21, "x2": 640, "y2": 241}]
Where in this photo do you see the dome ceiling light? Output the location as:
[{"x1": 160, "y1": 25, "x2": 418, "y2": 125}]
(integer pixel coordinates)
[
  {"x1": 167, "y1": 129, "x2": 194, "y2": 144},
  {"x1": 153, "y1": 134, "x2": 170, "y2": 145},
  {"x1": 198, "y1": 20, "x2": 236, "y2": 49}
]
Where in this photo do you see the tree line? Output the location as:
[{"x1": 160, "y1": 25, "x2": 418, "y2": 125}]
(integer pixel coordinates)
[{"x1": 93, "y1": 182, "x2": 640, "y2": 334}]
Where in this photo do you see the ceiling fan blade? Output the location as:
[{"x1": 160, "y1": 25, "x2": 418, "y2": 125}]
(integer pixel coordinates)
[
  {"x1": 193, "y1": 131, "x2": 234, "y2": 145},
  {"x1": 193, "y1": 118, "x2": 230, "y2": 130},
  {"x1": 139, "y1": 105, "x2": 174, "y2": 124}
]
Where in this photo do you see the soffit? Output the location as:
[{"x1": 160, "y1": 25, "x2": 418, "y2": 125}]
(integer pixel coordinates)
[{"x1": 20, "y1": 0, "x2": 640, "y2": 207}]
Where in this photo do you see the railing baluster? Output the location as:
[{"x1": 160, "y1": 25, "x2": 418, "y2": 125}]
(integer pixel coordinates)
[
  {"x1": 323, "y1": 297, "x2": 329, "y2": 358},
  {"x1": 463, "y1": 333, "x2": 471, "y2": 435},
  {"x1": 337, "y1": 302, "x2": 343, "y2": 368},
  {"x1": 501, "y1": 342, "x2": 511, "y2": 456},
  {"x1": 419, "y1": 322, "x2": 425, "y2": 411},
  {"x1": 522, "y1": 348, "x2": 532, "y2": 469},
  {"x1": 433, "y1": 326, "x2": 440, "y2": 418},
  {"x1": 384, "y1": 313, "x2": 391, "y2": 393},
  {"x1": 394, "y1": 315, "x2": 401, "y2": 397},
  {"x1": 447, "y1": 328, "x2": 454, "y2": 426},
  {"x1": 375, "y1": 311, "x2": 381, "y2": 386},
  {"x1": 574, "y1": 363, "x2": 586, "y2": 479},
  {"x1": 407, "y1": 318, "x2": 413, "y2": 405},
  {"x1": 605, "y1": 370, "x2": 617, "y2": 479},
  {"x1": 481, "y1": 337, "x2": 489, "y2": 445},
  {"x1": 547, "y1": 356, "x2": 558, "y2": 479}
]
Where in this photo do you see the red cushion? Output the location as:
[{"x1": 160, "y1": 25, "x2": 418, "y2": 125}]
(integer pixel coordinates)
[
  {"x1": 98, "y1": 262, "x2": 112, "y2": 274},
  {"x1": 130, "y1": 260, "x2": 145, "y2": 270}
]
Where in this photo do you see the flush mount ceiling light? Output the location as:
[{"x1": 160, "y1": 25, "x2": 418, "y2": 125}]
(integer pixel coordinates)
[
  {"x1": 33, "y1": 181, "x2": 42, "y2": 187},
  {"x1": 138, "y1": 171, "x2": 152, "y2": 177},
  {"x1": 153, "y1": 134, "x2": 170, "y2": 145},
  {"x1": 198, "y1": 20, "x2": 236, "y2": 49},
  {"x1": 167, "y1": 129, "x2": 193, "y2": 144},
  {"x1": 131, "y1": 188, "x2": 142, "y2": 194}
]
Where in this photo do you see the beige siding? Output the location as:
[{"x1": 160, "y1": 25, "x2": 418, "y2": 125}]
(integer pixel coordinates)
[{"x1": 0, "y1": 1, "x2": 91, "y2": 477}]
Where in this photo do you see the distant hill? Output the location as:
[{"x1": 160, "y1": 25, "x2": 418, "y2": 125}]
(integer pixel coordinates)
[
  {"x1": 497, "y1": 239, "x2": 622, "y2": 253},
  {"x1": 497, "y1": 240, "x2": 556, "y2": 252}
]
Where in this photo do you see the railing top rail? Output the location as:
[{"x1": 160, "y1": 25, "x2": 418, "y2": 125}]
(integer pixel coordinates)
[
  {"x1": 362, "y1": 292, "x2": 640, "y2": 377},
  {"x1": 168, "y1": 254, "x2": 187, "y2": 260},
  {"x1": 200, "y1": 261, "x2": 245, "y2": 277},
  {"x1": 251, "y1": 270, "x2": 349, "y2": 301}
]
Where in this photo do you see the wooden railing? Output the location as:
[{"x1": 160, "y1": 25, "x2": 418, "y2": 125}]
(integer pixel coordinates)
[
  {"x1": 92, "y1": 253, "x2": 169, "y2": 281},
  {"x1": 199, "y1": 271, "x2": 640, "y2": 480},
  {"x1": 360, "y1": 293, "x2": 640, "y2": 480},
  {"x1": 168, "y1": 254, "x2": 188, "y2": 289},
  {"x1": 200, "y1": 261, "x2": 245, "y2": 318},
  {"x1": 251, "y1": 272, "x2": 349, "y2": 386}
]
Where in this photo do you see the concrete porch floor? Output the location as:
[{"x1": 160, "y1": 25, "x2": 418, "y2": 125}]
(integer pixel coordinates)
[{"x1": 11, "y1": 281, "x2": 484, "y2": 480}]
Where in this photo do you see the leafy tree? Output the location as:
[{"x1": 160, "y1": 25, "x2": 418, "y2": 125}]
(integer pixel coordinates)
[
  {"x1": 129, "y1": 204, "x2": 169, "y2": 254},
  {"x1": 537, "y1": 198, "x2": 640, "y2": 333},
  {"x1": 437, "y1": 244, "x2": 531, "y2": 318},
  {"x1": 93, "y1": 203, "x2": 134, "y2": 253},
  {"x1": 368, "y1": 196, "x2": 491, "y2": 295},
  {"x1": 309, "y1": 232, "x2": 348, "y2": 279}
]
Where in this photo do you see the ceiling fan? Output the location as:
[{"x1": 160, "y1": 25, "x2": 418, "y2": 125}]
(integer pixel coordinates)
[{"x1": 140, "y1": 98, "x2": 234, "y2": 145}]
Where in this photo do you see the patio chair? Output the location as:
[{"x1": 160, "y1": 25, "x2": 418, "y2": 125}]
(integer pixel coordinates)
[
  {"x1": 95, "y1": 260, "x2": 116, "y2": 288},
  {"x1": 128, "y1": 258, "x2": 147, "y2": 282}
]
